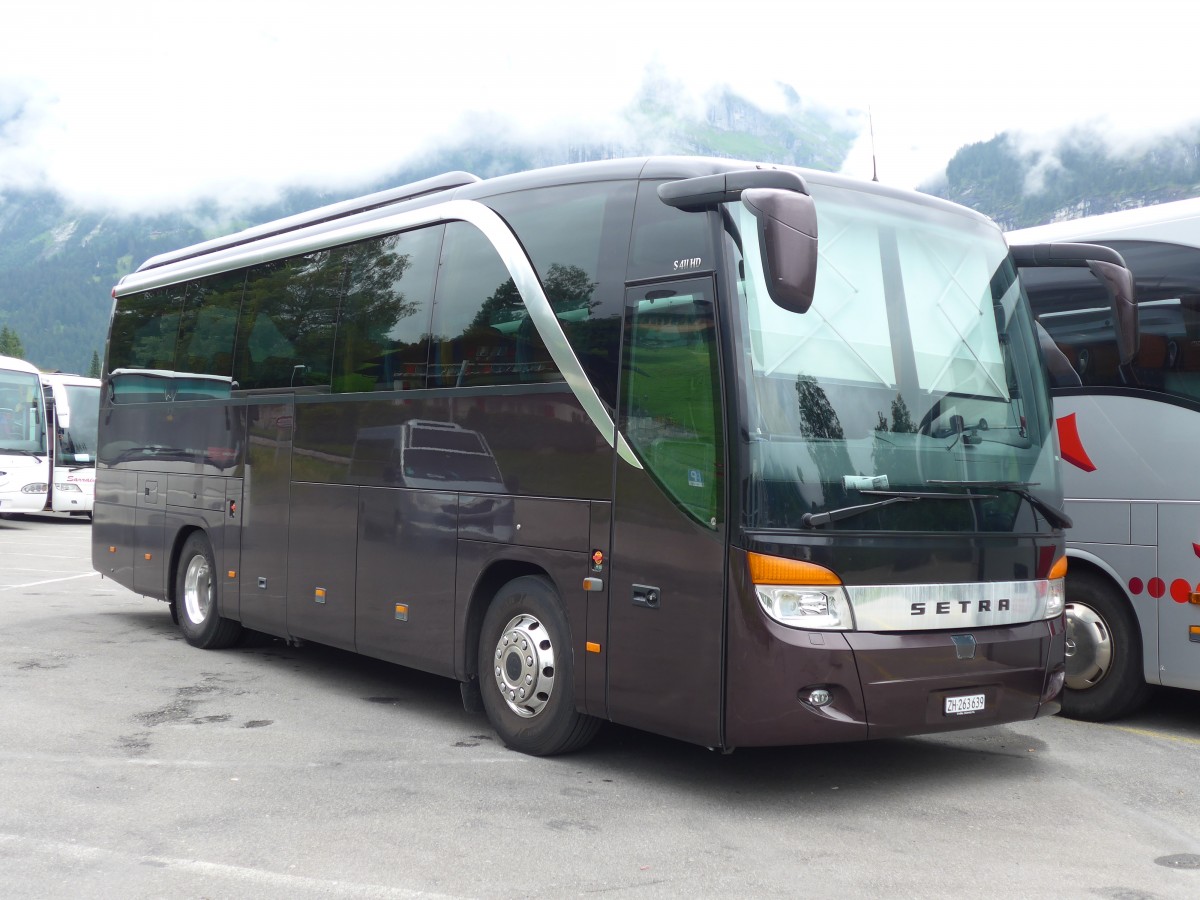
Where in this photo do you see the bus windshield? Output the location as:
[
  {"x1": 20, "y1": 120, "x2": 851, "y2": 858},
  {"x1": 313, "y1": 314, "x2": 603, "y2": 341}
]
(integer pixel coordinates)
[
  {"x1": 728, "y1": 185, "x2": 1061, "y2": 532},
  {"x1": 56, "y1": 383, "x2": 100, "y2": 465},
  {"x1": 0, "y1": 367, "x2": 46, "y2": 455}
]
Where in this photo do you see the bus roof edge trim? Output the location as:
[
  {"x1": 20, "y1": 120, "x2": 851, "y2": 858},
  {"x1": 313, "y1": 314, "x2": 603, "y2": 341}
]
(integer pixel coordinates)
[{"x1": 135, "y1": 171, "x2": 481, "y2": 274}]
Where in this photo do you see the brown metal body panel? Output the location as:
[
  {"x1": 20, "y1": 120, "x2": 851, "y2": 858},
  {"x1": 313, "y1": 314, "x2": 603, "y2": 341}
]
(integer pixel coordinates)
[
  {"x1": 286, "y1": 482, "x2": 358, "y2": 651},
  {"x1": 584, "y1": 501, "x2": 612, "y2": 718},
  {"x1": 724, "y1": 547, "x2": 869, "y2": 746},
  {"x1": 606, "y1": 478, "x2": 726, "y2": 747},
  {"x1": 355, "y1": 487, "x2": 458, "y2": 677},
  {"x1": 133, "y1": 473, "x2": 165, "y2": 597},
  {"x1": 724, "y1": 547, "x2": 1065, "y2": 746},
  {"x1": 92, "y1": 468, "x2": 136, "y2": 584},
  {"x1": 237, "y1": 400, "x2": 292, "y2": 636},
  {"x1": 847, "y1": 619, "x2": 1064, "y2": 738}
]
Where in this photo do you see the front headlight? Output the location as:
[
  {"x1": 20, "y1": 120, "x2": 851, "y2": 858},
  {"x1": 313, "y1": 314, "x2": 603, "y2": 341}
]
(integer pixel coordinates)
[
  {"x1": 21, "y1": 483, "x2": 49, "y2": 494},
  {"x1": 53, "y1": 482, "x2": 83, "y2": 492},
  {"x1": 749, "y1": 552, "x2": 855, "y2": 631},
  {"x1": 1044, "y1": 555, "x2": 1068, "y2": 619},
  {"x1": 1044, "y1": 578, "x2": 1066, "y2": 619}
]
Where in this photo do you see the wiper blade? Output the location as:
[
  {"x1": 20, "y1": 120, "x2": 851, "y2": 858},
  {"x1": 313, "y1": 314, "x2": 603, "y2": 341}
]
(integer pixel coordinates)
[
  {"x1": 801, "y1": 490, "x2": 987, "y2": 529},
  {"x1": 2, "y1": 449, "x2": 45, "y2": 460},
  {"x1": 926, "y1": 480, "x2": 1073, "y2": 529}
]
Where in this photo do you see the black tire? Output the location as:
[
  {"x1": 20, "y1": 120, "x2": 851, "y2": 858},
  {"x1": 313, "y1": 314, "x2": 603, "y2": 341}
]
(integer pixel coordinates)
[
  {"x1": 1061, "y1": 570, "x2": 1151, "y2": 721},
  {"x1": 477, "y1": 575, "x2": 600, "y2": 756},
  {"x1": 175, "y1": 532, "x2": 242, "y2": 649}
]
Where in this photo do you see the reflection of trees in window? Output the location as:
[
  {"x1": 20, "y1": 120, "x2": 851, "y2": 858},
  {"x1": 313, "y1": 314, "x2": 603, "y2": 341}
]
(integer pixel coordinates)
[
  {"x1": 333, "y1": 229, "x2": 438, "y2": 392},
  {"x1": 108, "y1": 288, "x2": 184, "y2": 372},
  {"x1": 176, "y1": 272, "x2": 245, "y2": 378},
  {"x1": 795, "y1": 374, "x2": 853, "y2": 509},
  {"x1": 874, "y1": 395, "x2": 915, "y2": 434},
  {"x1": 468, "y1": 263, "x2": 596, "y2": 332},
  {"x1": 236, "y1": 250, "x2": 343, "y2": 390}
]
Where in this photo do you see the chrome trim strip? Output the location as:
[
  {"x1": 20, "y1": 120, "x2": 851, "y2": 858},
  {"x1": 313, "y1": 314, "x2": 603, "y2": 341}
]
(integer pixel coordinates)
[
  {"x1": 845, "y1": 580, "x2": 1052, "y2": 631},
  {"x1": 114, "y1": 200, "x2": 641, "y2": 469}
]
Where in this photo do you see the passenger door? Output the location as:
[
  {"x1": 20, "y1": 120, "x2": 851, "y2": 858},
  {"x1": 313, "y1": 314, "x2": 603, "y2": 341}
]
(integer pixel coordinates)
[
  {"x1": 605, "y1": 277, "x2": 728, "y2": 747},
  {"x1": 237, "y1": 399, "x2": 293, "y2": 637}
]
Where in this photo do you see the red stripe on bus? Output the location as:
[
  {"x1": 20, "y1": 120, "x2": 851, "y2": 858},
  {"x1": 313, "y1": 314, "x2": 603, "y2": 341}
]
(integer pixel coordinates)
[{"x1": 1056, "y1": 413, "x2": 1096, "y2": 472}]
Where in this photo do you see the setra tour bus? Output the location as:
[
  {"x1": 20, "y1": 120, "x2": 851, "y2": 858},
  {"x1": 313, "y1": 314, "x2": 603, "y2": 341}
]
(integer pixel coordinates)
[
  {"x1": 93, "y1": 157, "x2": 1077, "y2": 755},
  {"x1": 41, "y1": 371, "x2": 101, "y2": 516},
  {"x1": 1010, "y1": 199, "x2": 1200, "y2": 720},
  {"x1": 0, "y1": 354, "x2": 49, "y2": 515}
]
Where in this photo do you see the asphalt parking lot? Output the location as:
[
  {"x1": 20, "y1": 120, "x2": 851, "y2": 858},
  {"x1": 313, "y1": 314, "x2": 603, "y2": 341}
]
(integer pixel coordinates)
[{"x1": 2, "y1": 511, "x2": 1199, "y2": 899}]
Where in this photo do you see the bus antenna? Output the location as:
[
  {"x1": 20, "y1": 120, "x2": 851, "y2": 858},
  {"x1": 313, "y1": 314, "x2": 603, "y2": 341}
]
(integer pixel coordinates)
[{"x1": 869, "y1": 106, "x2": 879, "y2": 183}]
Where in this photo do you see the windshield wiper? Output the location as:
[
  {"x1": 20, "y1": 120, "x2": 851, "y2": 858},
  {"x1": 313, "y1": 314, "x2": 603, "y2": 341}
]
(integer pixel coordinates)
[
  {"x1": 801, "y1": 490, "x2": 991, "y2": 528},
  {"x1": 2, "y1": 449, "x2": 44, "y2": 460},
  {"x1": 926, "y1": 480, "x2": 1073, "y2": 529}
]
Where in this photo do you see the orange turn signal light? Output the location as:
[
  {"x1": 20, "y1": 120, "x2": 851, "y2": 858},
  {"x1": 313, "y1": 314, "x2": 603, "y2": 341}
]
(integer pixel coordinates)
[
  {"x1": 1049, "y1": 556, "x2": 1068, "y2": 580},
  {"x1": 747, "y1": 552, "x2": 841, "y2": 586}
]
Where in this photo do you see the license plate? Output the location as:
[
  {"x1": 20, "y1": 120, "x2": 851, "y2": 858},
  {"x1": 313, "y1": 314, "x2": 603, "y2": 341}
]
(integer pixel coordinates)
[{"x1": 944, "y1": 693, "x2": 986, "y2": 716}]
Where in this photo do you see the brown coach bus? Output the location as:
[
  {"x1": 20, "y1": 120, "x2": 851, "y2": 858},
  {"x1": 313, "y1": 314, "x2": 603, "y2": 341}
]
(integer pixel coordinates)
[{"x1": 93, "y1": 157, "x2": 1070, "y2": 755}]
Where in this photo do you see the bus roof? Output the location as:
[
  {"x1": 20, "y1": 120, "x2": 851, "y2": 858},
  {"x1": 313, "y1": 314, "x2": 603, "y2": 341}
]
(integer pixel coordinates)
[
  {"x1": 0, "y1": 355, "x2": 40, "y2": 375},
  {"x1": 125, "y1": 157, "x2": 996, "y2": 288},
  {"x1": 1007, "y1": 197, "x2": 1200, "y2": 247}
]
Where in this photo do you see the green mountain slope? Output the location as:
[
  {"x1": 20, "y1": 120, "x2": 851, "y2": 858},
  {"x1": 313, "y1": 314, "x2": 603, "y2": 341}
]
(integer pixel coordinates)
[{"x1": 925, "y1": 125, "x2": 1200, "y2": 229}]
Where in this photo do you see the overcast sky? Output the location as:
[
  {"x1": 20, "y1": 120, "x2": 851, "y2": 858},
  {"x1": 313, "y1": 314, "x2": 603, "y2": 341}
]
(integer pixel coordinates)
[{"x1": 2, "y1": 0, "x2": 1195, "y2": 215}]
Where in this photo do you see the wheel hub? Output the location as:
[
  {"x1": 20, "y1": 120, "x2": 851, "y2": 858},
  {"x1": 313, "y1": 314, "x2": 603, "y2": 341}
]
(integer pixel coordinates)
[
  {"x1": 492, "y1": 614, "x2": 555, "y2": 718},
  {"x1": 1064, "y1": 601, "x2": 1112, "y2": 690},
  {"x1": 183, "y1": 553, "x2": 212, "y2": 626}
]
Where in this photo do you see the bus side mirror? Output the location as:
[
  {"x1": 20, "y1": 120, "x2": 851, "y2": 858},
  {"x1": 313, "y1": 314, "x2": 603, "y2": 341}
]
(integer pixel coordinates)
[
  {"x1": 741, "y1": 187, "x2": 819, "y2": 314},
  {"x1": 1011, "y1": 242, "x2": 1138, "y2": 365},
  {"x1": 1085, "y1": 259, "x2": 1138, "y2": 365}
]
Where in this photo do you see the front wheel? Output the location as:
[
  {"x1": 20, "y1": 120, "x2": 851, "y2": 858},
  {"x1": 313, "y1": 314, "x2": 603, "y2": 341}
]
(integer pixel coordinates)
[
  {"x1": 1062, "y1": 571, "x2": 1151, "y2": 721},
  {"x1": 477, "y1": 575, "x2": 599, "y2": 756},
  {"x1": 175, "y1": 532, "x2": 242, "y2": 649}
]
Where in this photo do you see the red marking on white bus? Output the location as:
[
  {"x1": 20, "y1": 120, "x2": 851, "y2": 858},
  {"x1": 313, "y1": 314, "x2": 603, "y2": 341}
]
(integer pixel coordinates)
[{"x1": 1055, "y1": 414, "x2": 1096, "y2": 472}]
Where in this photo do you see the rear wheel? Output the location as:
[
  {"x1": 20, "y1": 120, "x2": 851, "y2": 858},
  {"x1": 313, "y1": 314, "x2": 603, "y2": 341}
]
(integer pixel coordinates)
[
  {"x1": 478, "y1": 575, "x2": 599, "y2": 755},
  {"x1": 1062, "y1": 570, "x2": 1151, "y2": 720},
  {"x1": 175, "y1": 532, "x2": 242, "y2": 649}
]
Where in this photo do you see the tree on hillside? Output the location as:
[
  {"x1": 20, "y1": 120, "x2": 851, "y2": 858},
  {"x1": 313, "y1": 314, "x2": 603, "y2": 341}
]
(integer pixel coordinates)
[
  {"x1": 87, "y1": 351, "x2": 101, "y2": 378},
  {"x1": 0, "y1": 326, "x2": 25, "y2": 358}
]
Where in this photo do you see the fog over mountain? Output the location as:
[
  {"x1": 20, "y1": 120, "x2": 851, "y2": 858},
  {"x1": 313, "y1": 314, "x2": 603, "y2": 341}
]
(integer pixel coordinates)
[{"x1": 0, "y1": 78, "x2": 855, "y2": 375}]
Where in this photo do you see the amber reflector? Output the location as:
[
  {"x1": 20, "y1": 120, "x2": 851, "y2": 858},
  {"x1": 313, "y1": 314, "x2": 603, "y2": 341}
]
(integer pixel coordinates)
[
  {"x1": 747, "y1": 552, "x2": 841, "y2": 586},
  {"x1": 586, "y1": 641, "x2": 601, "y2": 653},
  {"x1": 1049, "y1": 556, "x2": 1069, "y2": 580}
]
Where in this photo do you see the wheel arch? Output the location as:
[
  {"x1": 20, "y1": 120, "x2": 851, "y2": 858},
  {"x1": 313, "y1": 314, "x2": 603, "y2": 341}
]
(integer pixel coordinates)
[
  {"x1": 1065, "y1": 548, "x2": 1158, "y2": 685},
  {"x1": 166, "y1": 524, "x2": 206, "y2": 607},
  {"x1": 461, "y1": 557, "x2": 558, "y2": 683}
]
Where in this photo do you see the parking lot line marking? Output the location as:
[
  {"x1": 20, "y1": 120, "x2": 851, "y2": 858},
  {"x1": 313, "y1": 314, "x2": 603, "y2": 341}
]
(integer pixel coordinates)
[
  {"x1": 0, "y1": 832, "x2": 466, "y2": 898},
  {"x1": 1112, "y1": 725, "x2": 1200, "y2": 747},
  {"x1": 0, "y1": 572, "x2": 99, "y2": 592}
]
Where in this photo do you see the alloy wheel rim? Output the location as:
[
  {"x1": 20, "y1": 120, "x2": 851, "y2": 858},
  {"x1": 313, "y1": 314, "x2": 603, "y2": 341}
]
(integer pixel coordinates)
[
  {"x1": 183, "y1": 553, "x2": 212, "y2": 626},
  {"x1": 492, "y1": 613, "x2": 555, "y2": 718}
]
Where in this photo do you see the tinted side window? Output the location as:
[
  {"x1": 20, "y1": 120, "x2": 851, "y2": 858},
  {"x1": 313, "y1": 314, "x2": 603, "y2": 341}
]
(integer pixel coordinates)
[
  {"x1": 485, "y1": 181, "x2": 635, "y2": 408},
  {"x1": 430, "y1": 222, "x2": 562, "y2": 388},
  {"x1": 621, "y1": 279, "x2": 723, "y2": 528},
  {"x1": 332, "y1": 226, "x2": 441, "y2": 393},
  {"x1": 174, "y1": 270, "x2": 245, "y2": 398},
  {"x1": 106, "y1": 287, "x2": 184, "y2": 402},
  {"x1": 234, "y1": 249, "x2": 344, "y2": 392}
]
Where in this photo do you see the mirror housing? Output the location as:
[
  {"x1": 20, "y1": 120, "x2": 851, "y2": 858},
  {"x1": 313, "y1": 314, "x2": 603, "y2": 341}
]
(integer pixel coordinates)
[
  {"x1": 1011, "y1": 242, "x2": 1138, "y2": 365},
  {"x1": 741, "y1": 187, "x2": 818, "y2": 314}
]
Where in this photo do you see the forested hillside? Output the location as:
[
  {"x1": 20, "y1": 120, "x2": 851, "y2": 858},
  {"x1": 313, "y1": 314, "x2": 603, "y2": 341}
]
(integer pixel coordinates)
[{"x1": 926, "y1": 125, "x2": 1200, "y2": 229}]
